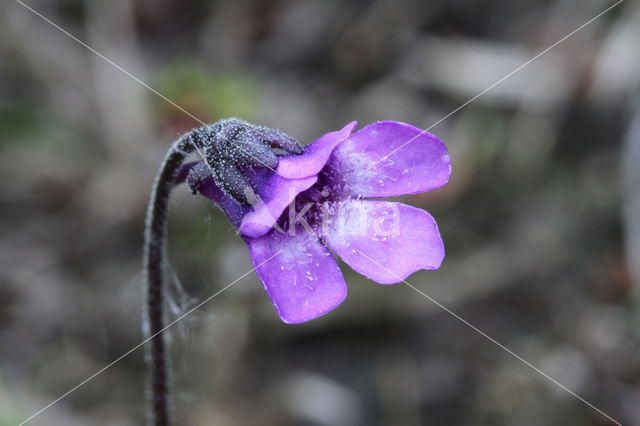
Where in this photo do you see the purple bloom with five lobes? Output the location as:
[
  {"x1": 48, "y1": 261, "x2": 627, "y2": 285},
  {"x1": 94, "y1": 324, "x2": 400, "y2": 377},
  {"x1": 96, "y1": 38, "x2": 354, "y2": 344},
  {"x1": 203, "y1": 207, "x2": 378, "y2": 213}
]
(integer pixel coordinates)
[{"x1": 183, "y1": 121, "x2": 451, "y2": 323}]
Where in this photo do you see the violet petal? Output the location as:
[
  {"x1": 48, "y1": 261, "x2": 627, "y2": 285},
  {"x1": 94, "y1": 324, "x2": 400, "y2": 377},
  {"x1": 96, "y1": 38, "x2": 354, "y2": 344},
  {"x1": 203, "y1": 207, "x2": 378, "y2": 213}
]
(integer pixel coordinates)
[
  {"x1": 248, "y1": 228, "x2": 347, "y2": 324},
  {"x1": 276, "y1": 121, "x2": 357, "y2": 179},
  {"x1": 192, "y1": 165, "x2": 317, "y2": 238},
  {"x1": 323, "y1": 200, "x2": 444, "y2": 284},
  {"x1": 240, "y1": 169, "x2": 318, "y2": 238},
  {"x1": 195, "y1": 175, "x2": 251, "y2": 229},
  {"x1": 325, "y1": 121, "x2": 451, "y2": 197}
]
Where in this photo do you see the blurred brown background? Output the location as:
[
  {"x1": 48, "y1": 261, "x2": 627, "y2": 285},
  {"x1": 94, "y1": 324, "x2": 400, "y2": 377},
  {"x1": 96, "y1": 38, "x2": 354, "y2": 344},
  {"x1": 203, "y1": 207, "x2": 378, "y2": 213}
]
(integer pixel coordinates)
[{"x1": 1, "y1": 0, "x2": 639, "y2": 425}]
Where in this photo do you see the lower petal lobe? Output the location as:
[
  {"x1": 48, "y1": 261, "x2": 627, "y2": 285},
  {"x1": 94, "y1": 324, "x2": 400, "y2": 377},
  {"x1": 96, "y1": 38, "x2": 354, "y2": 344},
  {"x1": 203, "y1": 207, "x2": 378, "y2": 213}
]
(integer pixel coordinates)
[
  {"x1": 248, "y1": 227, "x2": 347, "y2": 323},
  {"x1": 323, "y1": 200, "x2": 444, "y2": 284}
]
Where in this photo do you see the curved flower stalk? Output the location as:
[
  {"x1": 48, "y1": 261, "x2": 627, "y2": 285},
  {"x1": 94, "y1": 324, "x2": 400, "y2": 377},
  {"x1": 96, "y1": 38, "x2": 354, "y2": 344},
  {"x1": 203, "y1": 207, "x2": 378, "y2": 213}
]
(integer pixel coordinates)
[
  {"x1": 143, "y1": 118, "x2": 305, "y2": 426},
  {"x1": 144, "y1": 118, "x2": 449, "y2": 425},
  {"x1": 183, "y1": 120, "x2": 451, "y2": 323}
]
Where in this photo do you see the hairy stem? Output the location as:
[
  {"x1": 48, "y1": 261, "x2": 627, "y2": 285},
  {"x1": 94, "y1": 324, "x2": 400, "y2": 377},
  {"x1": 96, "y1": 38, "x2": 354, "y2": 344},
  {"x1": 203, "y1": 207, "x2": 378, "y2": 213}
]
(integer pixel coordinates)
[{"x1": 143, "y1": 134, "x2": 195, "y2": 426}]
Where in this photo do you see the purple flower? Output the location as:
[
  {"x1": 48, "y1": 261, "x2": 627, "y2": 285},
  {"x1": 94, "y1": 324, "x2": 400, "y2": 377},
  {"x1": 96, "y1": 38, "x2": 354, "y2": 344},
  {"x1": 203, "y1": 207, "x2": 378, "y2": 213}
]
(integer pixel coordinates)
[{"x1": 184, "y1": 121, "x2": 451, "y2": 323}]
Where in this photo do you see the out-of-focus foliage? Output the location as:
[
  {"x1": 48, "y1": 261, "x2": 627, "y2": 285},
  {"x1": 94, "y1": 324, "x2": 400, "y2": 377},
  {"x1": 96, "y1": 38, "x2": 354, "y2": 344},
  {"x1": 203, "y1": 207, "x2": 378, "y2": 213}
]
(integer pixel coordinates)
[{"x1": 153, "y1": 62, "x2": 257, "y2": 125}]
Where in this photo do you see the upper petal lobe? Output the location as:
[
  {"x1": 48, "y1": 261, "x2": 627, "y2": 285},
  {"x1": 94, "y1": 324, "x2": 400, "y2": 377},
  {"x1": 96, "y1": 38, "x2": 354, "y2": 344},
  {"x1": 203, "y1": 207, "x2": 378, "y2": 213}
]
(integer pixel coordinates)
[
  {"x1": 276, "y1": 121, "x2": 357, "y2": 179},
  {"x1": 323, "y1": 200, "x2": 444, "y2": 284},
  {"x1": 324, "y1": 121, "x2": 451, "y2": 198}
]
